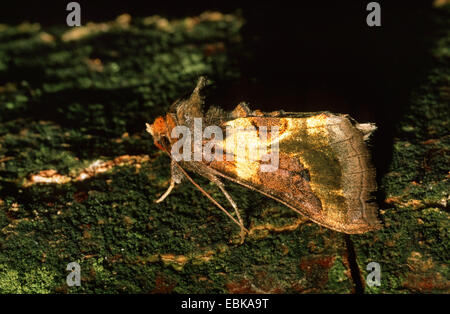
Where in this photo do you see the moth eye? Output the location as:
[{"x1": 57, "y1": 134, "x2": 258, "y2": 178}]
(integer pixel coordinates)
[{"x1": 160, "y1": 136, "x2": 170, "y2": 148}]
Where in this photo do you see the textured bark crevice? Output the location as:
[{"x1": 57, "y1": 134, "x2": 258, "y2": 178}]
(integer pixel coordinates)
[{"x1": 344, "y1": 234, "x2": 364, "y2": 294}]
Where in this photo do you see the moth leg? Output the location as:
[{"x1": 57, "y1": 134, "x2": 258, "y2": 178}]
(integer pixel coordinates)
[
  {"x1": 169, "y1": 161, "x2": 249, "y2": 236},
  {"x1": 155, "y1": 160, "x2": 183, "y2": 203},
  {"x1": 212, "y1": 178, "x2": 247, "y2": 244},
  {"x1": 155, "y1": 180, "x2": 175, "y2": 203}
]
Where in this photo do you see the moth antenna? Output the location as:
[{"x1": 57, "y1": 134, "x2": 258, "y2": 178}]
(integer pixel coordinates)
[
  {"x1": 169, "y1": 156, "x2": 249, "y2": 233},
  {"x1": 214, "y1": 180, "x2": 247, "y2": 243}
]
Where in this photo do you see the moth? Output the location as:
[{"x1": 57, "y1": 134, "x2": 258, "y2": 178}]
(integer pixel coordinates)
[{"x1": 146, "y1": 77, "x2": 381, "y2": 242}]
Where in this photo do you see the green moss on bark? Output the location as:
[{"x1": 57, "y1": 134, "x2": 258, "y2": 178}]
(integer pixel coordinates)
[{"x1": 351, "y1": 7, "x2": 450, "y2": 293}]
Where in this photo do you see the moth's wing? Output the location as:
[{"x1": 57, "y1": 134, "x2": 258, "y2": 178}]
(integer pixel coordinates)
[{"x1": 196, "y1": 112, "x2": 380, "y2": 234}]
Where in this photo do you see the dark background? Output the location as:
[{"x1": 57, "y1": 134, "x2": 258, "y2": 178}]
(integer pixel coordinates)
[{"x1": 0, "y1": 0, "x2": 438, "y2": 184}]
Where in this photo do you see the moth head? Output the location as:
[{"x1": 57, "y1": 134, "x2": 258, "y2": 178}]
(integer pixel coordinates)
[{"x1": 146, "y1": 114, "x2": 176, "y2": 151}]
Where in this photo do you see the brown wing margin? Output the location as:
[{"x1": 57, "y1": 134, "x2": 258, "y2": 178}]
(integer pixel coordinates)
[{"x1": 325, "y1": 115, "x2": 381, "y2": 233}]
